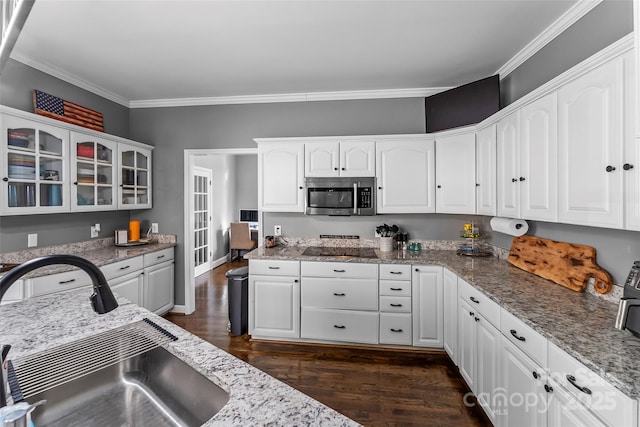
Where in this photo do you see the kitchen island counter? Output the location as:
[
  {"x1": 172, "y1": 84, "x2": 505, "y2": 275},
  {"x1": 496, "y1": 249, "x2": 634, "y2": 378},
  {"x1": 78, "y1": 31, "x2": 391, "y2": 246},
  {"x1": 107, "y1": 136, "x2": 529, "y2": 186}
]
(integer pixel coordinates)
[
  {"x1": 0, "y1": 288, "x2": 359, "y2": 426},
  {"x1": 245, "y1": 245, "x2": 640, "y2": 399}
]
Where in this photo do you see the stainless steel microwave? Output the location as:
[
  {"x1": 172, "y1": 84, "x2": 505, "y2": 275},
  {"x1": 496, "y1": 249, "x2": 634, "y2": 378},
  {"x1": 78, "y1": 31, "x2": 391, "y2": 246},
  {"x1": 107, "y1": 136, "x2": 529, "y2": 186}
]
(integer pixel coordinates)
[{"x1": 305, "y1": 177, "x2": 375, "y2": 216}]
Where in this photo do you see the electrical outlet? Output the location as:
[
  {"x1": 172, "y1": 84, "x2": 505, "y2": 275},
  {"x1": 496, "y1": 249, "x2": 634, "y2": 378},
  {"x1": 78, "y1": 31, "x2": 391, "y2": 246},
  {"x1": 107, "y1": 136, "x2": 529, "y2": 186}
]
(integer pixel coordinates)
[
  {"x1": 151, "y1": 223, "x2": 159, "y2": 233},
  {"x1": 27, "y1": 233, "x2": 37, "y2": 248},
  {"x1": 90, "y1": 225, "x2": 99, "y2": 238},
  {"x1": 274, "y1": 225, "x2": 282, "y2": 236}
]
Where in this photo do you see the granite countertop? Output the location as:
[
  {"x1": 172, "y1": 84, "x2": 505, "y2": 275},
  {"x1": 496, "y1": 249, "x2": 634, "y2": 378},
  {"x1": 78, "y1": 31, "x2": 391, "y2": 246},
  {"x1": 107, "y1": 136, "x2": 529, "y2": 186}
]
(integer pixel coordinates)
[
  {"x1": 245, "y1": 246, "x2": 640, "y2": 399},
  {"x1": 0, "y1": 238, "x2": 176, "y2": 279},
  {"x1": 0, "y1": 289, "x2": 358, "y2": 426}
]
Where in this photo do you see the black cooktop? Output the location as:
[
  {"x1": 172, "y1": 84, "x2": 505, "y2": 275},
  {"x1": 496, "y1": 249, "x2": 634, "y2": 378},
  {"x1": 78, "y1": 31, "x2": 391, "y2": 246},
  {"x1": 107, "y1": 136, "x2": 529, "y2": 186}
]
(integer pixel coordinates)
[{"x1": 302, "y1": 247, "x2": 377, "y2": 258}]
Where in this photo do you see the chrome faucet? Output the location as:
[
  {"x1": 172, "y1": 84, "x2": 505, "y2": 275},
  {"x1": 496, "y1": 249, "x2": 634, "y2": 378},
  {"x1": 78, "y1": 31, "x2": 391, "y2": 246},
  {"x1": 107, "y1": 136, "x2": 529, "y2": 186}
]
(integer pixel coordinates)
[{"x1": 0, "y1": 255, "x2": 119, "y2": 408}]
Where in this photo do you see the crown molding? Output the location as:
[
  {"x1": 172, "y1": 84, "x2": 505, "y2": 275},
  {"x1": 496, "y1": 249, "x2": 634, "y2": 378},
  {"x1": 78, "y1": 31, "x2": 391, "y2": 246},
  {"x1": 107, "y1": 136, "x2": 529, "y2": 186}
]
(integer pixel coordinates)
[
  {"x1": 9, "y1": 52, "x2": 130, "y2": 107},
  {"x1": 496, "y1": 0, "x2": 603, "y2": 78},
  {"x1": 128, "y1": 87, "x2": 450, "y2": 109}
]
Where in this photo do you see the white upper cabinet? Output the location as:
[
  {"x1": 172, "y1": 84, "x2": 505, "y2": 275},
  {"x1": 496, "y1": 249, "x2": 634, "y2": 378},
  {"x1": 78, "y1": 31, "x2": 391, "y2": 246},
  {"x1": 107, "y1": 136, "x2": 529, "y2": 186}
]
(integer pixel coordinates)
[
  {"x1": 305, "y1": 140, "x2": 375, "y2": 177},
  {"x1": 1, "y1": 114, "x2": 70, "y2": 215},
  {"x1": 71, "y1": 131, "x2": 117, "y2": 211},
  {"x1": 258, "y1": 142, "x2": 305, "y2": 212},
  {"x1": 623, "y1": 50, "x2": 640, "y2": 230},
  {"x1": 497, "y1": 111, "x2": 520, "y2": 218},
  {"x1": 376, "y1": 138, "x2": 435, "y2": 213},
  {"x1": 476, "y1": 124, "x2": 497, "y2": 216},
  {"x1": 558, "y1": 57, "x2": 624, "y2": 229},
  {"x1": 519, "y1": 92, "x2": 558, "y2": 222},
  {"x1": 435, "y1": 130, "x2": 476, "y2": 214},
  {"x1": 496, "y1": 92, "x2": 558, "y2": 223},
  {"x1": 118, "y1": 143, "x2": 152, "y2": 210}
]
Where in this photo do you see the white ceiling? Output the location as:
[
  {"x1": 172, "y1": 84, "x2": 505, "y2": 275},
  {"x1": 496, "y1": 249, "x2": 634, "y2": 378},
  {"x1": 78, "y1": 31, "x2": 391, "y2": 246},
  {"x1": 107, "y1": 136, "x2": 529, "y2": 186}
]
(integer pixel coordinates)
[{"x1": 9, "y1": 0, "x2": 588, "y2": 107}]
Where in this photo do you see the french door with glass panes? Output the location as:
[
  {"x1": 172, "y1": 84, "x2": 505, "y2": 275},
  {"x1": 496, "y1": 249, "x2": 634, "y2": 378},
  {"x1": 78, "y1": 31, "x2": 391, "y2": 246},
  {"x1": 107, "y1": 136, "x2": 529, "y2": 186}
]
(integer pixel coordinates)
[{"x1": 193, "y1": 166, "x2": 212, "y2": 277}]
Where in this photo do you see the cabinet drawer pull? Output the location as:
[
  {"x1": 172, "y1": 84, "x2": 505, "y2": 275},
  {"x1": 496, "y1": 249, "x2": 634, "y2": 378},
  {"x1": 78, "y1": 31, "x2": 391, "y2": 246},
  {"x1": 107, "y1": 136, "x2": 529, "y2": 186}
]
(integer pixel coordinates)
[
  {"x1": 510, "y1": 329, "x2": 526, "y2": 342},
  {"x1": 566, "y1": 375, "x2": 592, "y2": 395},
  {"x1": 333, "y1": 325, "x2": 346, "y2": 329},
  {"x1": 532, "y1": 371, "x2": 539, "y2": 380},
  {"x1": 157, "y1": 255, "x2": 166, "y2": 259},
  {"x1": 390, "y1": 287, "x2": 403, "y2": 291},
  {"x1": 390, "y1": 303, "x2": 403, "y2": 307},
  {"x1": 119, "y1": 265, "x2": 131, "y2": 270},
  {"x1": 389, "y1": 271, "x2": 403, "y2": 275},
  {"x1": 390, "y1": 328, "x2": 403, "y2": 333},
  {"x1": 59, "y1": 278, "x2": 76, "y2": 284},
  {"x1": 333, "y1": 269, "x2": 346, "y2": 273},
  {"x1": 333, "y1": 292, "x2": 346, "y2": 296},
  {"x1": 268, "y1": 266, "x2": 280, "y2": 269},
  {"x1": 544, "y1": 384, "x2": 553, "y2": 393},
  {"x1": 470, "y1": 296, "x2": 480, "y2": 304},
  {"x1": 469, "y1": 311, "x2": 475, "y2": 317}
]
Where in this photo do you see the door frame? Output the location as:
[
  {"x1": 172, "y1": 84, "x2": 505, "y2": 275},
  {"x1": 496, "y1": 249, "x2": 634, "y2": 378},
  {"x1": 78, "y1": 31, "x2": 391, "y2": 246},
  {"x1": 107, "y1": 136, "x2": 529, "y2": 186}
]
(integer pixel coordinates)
[{"x1": 183, "y1": 148, "x2": 257, "y2": 315}]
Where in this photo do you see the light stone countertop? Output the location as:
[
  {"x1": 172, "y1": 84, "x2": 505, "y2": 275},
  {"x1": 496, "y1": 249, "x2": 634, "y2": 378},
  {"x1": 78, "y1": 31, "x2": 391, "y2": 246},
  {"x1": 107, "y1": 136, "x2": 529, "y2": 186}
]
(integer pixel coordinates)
[
  {"x1": 0, "y1": 289, "x2": 359, "y2": 426},
  {"x1": 245, "y1": 245, "x2": 640, "y2": 399}
]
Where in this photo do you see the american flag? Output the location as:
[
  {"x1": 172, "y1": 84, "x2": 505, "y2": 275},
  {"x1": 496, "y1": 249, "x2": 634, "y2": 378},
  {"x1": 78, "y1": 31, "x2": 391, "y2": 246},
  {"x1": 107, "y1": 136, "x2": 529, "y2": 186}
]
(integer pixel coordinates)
[{"x1": 33, "y1": 90, "x2": 104, "y2": 132}]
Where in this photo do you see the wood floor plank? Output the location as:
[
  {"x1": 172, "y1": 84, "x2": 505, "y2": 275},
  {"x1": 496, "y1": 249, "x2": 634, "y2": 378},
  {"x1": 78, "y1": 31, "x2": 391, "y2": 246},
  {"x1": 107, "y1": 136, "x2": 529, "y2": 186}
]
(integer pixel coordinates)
[{"x1": 165, "y1": 261, "x2": 491, "y2": 426}]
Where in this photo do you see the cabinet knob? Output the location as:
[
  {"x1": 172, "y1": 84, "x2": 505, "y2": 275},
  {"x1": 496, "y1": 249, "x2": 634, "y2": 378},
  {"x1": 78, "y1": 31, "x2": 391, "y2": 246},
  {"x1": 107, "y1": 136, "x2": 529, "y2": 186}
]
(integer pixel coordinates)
[
  {"x1": 511, "y1": 178, "x2": 517, "y2": 183},
  {"x1": 341, "y1": 167, "x2": 345, "y2": 171},
  {"x1": 475, "y1": 183, "x2": 480, "y2": 187},
  {"x1": 532, "y1": 371, "x2": 539, "y2": 380},
  {"x1": 469, "y1": 311, "x2": 475, "y2": 316},
  {"x1": 475, "y1": 317, "x2": 480, "y2": 322},
  {"x1": 334, "y1": 167, "x2": 338, "y2": 171},
  {"x1": 624, "y1": 163, "x2": 634, "y2": 171},
  {"x1": 378, "y1": 186, "x2": 382, "y2": 190},
  {"x1": 437, "y1": 185, "x2": 441, "y2": 189},
  {"x1": 519, "y1": 177, "x2": 525, "y2": 181},
  {"x1": 299, "y1": 186, "x2": 303, "y2": 189},
  {"x1": 73, "y1": 182, "x2": 78, "y2": 185},
  {"x1": 2, "y1": 177, "x2": 7, "y2": 182},
  {"x1": 544, "y1": 384, "x2": 553, "y2": 393},
  {"x1": 606, "y1": 165, "x2": 616, "y2": 172}
]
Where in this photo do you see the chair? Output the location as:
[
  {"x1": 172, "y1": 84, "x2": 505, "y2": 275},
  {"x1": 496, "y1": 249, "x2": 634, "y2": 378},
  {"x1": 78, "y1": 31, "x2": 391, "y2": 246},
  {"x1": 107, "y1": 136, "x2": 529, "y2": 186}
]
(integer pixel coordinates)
[{"x1": 229, "y1": 222, "x2": 257, "y2": 261}]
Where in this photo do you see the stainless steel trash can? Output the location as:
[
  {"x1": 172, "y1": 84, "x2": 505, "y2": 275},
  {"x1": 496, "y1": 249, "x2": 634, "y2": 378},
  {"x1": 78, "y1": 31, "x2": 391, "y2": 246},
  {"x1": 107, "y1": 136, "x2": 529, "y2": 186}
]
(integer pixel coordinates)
[{"x1": 225, "y1": 266, "x2": 248, "y2": 335}]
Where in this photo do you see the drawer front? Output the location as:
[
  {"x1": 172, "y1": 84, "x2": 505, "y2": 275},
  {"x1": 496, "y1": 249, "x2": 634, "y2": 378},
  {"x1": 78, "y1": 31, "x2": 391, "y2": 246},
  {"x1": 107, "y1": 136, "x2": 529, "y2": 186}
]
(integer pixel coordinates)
[
  {"x1": 458, "y1": 278, "x2": 500, "y2": 327},
  {"x1": 30, "y1": 270, "x2": 92, "y2": 297},
  {"x1": 301, "y1": 308, "x2": 379, "y2": 344},
  {"x1": 380, "y1": 313, "x2": 412, "y2": 345},
  {"x1": 249, "y1": 259, "x2": 300, "y2": 276},
  {"x1": 301, "y1": 261, "x2": 378, "y2": 279},
  {"x1": 379, "y1": 296, "x2": 412, "y2": 313},
  {"x1": 379, "y1": 264, "x2": 412, "y2": 281},
  {"x1": 143, "y1": 247, "x2": 175, "y2": 267},
  {"x1": 501, "y1": 309, "x2": 547, "y2": 366},
  {"x1": 0, "y1": 279, "x2": 23, "y2": 304},
  {"x1": 548, "y1": 342, "x2": 637, "y2": 427},
  {"x1": 301, "y1": 278, "x2": 378, "y2": 310},
  {"x1": 101, "y1": 256, "x2": 144, "y2": 281},
  {"x1": 379, "y1": 280, "x2": 411, "y2": 297}
]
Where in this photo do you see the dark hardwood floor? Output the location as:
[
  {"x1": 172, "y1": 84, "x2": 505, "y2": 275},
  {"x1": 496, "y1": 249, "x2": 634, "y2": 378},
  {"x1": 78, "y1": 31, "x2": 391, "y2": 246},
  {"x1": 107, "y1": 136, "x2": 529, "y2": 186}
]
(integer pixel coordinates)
[{"x1": 165, "y1": 261, "x2": 491, "y2": 426}]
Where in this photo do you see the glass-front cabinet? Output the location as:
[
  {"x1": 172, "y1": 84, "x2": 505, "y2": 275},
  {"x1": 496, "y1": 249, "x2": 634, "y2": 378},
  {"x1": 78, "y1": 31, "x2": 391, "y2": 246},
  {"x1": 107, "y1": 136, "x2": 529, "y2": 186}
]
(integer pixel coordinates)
[
  {"x1": 118, "y1": 144, "x2": 152, "y2": 209},
  {"x1": 1, "y1": 115, "x2": 69, "y2": 214},
  {"x1": 70, "y1": 132, "x2": 116, "y2": 210}
]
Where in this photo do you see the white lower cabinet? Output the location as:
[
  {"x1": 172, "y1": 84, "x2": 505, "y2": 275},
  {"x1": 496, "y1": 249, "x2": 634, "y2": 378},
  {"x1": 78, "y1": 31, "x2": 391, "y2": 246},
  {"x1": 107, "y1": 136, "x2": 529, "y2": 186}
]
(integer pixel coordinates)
[
  {"x1": 412, "y1": 265, "x2": 443, "y2": 347},
  {"x1": 143, "y1": 260, "x2": 174, "y2": 315},
  {"x1": 249, "y1": 260, "x2": 300, "y2": 339},
  {"x1": 109, "y1": 270, "x2": 143, "y2": 306},
  {"x1": 499, "y1": 336, "x2": 548, "y2": 427},
  {"x1": 547, "y1": 378, "x2": 607, "y2": 427},
  {"x1": 301, "y1": 308, "x2": 378, "y2": 344},
  {"x1": 379, "y1": 263, "x2": 412, "y2": 345},
  {"x1": 443, "y1": 268, "x2": 458, "y2": 364}
]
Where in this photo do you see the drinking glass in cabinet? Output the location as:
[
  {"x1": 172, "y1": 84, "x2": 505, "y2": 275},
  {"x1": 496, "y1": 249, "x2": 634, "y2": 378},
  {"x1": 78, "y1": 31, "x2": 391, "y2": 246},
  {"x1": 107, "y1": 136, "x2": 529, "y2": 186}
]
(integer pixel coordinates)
[
  {"x1": 7, "y1": 182, "x2": 36, "y2": 207},
  {"x1": 77, "y1": 186, "x2": 95, "y2": 206},
  {"x1": 41, "y1": 183, "x2": 62, "y2": 206}
]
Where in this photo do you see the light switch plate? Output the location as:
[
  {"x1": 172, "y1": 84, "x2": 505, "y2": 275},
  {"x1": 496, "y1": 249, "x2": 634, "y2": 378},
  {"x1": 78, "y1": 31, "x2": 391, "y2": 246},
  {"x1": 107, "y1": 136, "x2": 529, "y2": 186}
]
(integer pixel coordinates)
[{"x1": 27, "y1": 233, "x2": 37, "y2": 247}]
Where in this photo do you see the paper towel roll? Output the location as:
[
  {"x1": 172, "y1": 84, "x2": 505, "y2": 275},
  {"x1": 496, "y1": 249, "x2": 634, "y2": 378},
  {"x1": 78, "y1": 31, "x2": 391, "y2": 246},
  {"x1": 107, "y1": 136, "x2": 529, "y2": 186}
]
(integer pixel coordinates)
[{"x1": 490, "y1": 217, "x2": 529, "y2": 236}]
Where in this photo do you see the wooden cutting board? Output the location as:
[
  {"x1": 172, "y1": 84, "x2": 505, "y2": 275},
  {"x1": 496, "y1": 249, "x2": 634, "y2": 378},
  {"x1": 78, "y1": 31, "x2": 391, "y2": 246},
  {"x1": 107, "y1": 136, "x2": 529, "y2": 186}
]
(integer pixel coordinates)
[{"x1": 508, "y1": 235, "x2": 613, "y2": 294}]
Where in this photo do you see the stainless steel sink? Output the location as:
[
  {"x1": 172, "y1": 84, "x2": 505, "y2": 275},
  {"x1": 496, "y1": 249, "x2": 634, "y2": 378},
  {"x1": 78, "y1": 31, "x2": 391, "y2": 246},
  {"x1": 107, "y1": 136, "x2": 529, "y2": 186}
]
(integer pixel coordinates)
[{"x1": 29, "y1": 346, "x2": 229, "y2": 427}]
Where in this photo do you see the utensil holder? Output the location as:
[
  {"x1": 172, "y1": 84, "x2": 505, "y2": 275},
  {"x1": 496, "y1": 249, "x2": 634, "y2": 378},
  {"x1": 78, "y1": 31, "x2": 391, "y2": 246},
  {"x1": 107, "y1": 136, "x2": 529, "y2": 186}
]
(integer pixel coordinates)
[{"x1": 379, "y1": 236, "x2": 394, "y2": 252}]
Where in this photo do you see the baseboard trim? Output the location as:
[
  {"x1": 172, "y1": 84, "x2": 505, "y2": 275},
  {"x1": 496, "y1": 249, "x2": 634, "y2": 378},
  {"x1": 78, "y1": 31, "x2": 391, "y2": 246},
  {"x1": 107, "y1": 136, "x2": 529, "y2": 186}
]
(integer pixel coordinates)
[
  {"x1": 212, "y1": 255, "x2": 228, "y2": 269},
  {"x1": 168, "y1": 304, "x2": 187, "y2": 315}
]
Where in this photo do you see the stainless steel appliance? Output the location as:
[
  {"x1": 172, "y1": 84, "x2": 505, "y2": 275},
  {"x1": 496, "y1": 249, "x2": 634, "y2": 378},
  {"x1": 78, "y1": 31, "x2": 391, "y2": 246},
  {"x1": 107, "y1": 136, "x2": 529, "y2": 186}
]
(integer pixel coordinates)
[
  {"x1": 615, "y1": 261, "x2": 640, "y2": 337},
  {"x1": 305, "y1": 177, "x2": 375, "y2": 216}
]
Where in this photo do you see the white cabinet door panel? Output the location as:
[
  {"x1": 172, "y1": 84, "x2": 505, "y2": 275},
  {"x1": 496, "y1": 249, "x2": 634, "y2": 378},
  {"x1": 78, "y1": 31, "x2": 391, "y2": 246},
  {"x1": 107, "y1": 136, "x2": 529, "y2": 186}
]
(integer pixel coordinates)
[
  {"x1": 497, "y1": 112, "x2": 521, "y2": 218},
  {"x1": 436, "y1": 132, "x2": 476, "y2": 214},
  {"x1": 476, "y1": 124, "x2": 497, "y2": 216},
  {"x1": 305, "y1": 141, "x2": 339, "y2": 177},
  {"x1": 520, "y1": 92, "x2": 558, "y2": 222},
  {"x1": 412, "y1": 265, "x2": 443, "y2": 347},
  {"x1": 250, "y1": 274, "x2": 300, "y2": 338},
  {"x1": 558, "y1": 58, "x2": 624, "y2": 229},
  {"x1": 340, "y1": 141, "x2": 375, "y2": 177},
  {"x1": 259, "y1": 143, "x2": 305, "y2": 212},
  {"x1": 443, "y1": 268, "x2": 458, "y2": 364}
]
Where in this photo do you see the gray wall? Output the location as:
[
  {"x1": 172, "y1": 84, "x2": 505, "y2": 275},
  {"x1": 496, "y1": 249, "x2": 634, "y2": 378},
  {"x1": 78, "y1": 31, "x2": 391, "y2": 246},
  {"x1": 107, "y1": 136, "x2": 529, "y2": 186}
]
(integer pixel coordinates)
[
  {"x1": 0, "y1": 59, "x2": 134, "y2": 252},
  {"x1": 501, "y1": 0, "x2": 633, "y2": 105},
  {"x1": 129, "y1": 98, "x2": 426, "y2": 304},
  {"x1": 234, "y1": 154, "x2": 258, "y2": 215}
]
